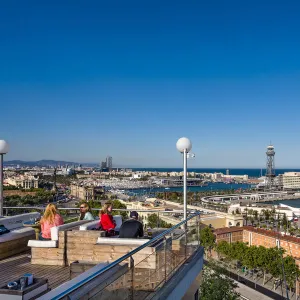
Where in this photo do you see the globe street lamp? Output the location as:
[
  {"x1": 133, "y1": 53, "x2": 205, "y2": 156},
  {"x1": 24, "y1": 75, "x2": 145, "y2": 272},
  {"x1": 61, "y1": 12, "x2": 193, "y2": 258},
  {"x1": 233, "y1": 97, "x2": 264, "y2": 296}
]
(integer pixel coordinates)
[
  {"x1": 176, "y1": 137, "x2": 192, "y2": 221},
  {"x1": 0, "y1": 140, "x2": 9, "y2": 216}
]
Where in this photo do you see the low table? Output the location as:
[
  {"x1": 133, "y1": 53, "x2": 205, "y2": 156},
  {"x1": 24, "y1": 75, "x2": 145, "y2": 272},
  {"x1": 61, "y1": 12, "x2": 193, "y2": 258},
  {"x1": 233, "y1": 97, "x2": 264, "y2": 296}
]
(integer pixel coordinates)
[
  {"x1": 0, "y1": 278, "x2": 48, "y2": 300},
  {"x1": 23, "y1": 221, "x2": 41, "y2": 240}
]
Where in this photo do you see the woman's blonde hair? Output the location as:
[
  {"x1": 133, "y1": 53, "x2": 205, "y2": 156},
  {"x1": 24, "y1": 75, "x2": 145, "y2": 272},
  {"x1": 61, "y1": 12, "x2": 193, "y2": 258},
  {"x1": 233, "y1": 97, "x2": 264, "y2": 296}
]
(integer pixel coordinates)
[
  {"x1": 41, "y1": 204, "x2": 58, "y2": 225},
  {"x1": 100, "y1": 202, "x2": 112, "y2": 216}
]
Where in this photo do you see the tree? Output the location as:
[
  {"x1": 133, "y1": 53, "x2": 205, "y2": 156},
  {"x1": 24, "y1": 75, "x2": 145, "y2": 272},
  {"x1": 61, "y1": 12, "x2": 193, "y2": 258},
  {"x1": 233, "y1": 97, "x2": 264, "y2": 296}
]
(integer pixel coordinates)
[
  {"x1": 253, "y1": 210, "x2": 258, "y2": 222},
  {"x1": 216, "y1": 241, "x2": 231, "y2": 259},
  {"x1": 282, "y1": 213, "x2": 288, "y2": 227},
  {"x1": 242, "y1": 246, "x2": 258, "y2": 271},
  {"x1": 199, "y1": 261, "x2": 240, "y2": 300},
  {"x1": 200, "y1": 227, "x2": 216, "y2": 256},
  {"x1": 283, "y1": 256, "x2": 300, "y2": 292},
  {"x1": 146, "y1": 213, "x2": 172, "y2": 229},
  {"x1": 266, "y1": 247, "x2": 284, "y2": 289}
]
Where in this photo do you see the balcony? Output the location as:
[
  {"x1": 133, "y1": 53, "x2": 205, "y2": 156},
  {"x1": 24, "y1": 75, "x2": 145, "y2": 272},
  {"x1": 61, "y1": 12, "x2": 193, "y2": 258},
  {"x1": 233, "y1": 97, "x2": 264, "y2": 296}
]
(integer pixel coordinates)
[{"x1": 0, "y1": 208, "x2": 203, "y2": 300}]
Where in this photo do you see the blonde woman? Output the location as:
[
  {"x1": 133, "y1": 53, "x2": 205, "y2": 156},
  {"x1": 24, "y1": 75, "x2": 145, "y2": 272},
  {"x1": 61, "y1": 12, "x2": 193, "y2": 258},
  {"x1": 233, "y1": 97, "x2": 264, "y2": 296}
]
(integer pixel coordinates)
[
  {"x1": 40, "y1": 204, "x2": 64, "y2": 240},
  {"x1": 99, "y1": 202, "x2": 116, "y2": 235},
  {"x1": 79, "y1": 202, "x2": 94, "y2": 221}
]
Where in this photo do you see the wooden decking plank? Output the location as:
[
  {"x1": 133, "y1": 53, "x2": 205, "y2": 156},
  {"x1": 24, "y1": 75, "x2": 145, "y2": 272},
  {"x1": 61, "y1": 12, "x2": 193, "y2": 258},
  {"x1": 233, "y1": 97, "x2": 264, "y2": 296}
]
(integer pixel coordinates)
[{"x1": 0, "y1": 252, "x2": 70, "y2": 290}]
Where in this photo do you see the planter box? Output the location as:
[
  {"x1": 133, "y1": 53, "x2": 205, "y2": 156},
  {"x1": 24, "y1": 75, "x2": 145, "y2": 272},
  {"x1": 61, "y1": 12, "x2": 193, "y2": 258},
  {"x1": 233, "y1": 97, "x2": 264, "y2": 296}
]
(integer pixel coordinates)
[{"x1": 0, "y1": 278, "x2": 48, "y2": 300}]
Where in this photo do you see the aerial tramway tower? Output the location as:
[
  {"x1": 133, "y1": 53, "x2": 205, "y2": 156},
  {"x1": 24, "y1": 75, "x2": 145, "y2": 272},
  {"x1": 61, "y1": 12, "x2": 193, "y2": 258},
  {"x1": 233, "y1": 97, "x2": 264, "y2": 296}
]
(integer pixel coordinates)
[{"x1": 265, "y1": 144, "x2": 276, "y2": 190}]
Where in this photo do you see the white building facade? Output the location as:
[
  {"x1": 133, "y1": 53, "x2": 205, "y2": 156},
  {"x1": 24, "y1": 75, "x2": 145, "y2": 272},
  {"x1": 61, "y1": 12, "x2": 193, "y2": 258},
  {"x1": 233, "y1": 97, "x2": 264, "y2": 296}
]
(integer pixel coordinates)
[{"x1": 282, "y1": 172, "x2": 300, "y2": 189}]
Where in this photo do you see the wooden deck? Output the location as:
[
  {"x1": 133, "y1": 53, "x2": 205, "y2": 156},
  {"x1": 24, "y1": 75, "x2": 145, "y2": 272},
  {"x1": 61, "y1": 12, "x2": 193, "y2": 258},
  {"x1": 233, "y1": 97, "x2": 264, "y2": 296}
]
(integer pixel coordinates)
[{"x1": 0, "y1": 252, "x2": 70, "y2": 290}]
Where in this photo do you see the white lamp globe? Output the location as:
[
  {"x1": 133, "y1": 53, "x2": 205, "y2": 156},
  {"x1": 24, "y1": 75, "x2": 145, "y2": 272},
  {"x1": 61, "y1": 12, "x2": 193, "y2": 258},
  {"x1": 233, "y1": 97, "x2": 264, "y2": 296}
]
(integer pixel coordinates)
[
  {"x1": 0, "y1": 140, "x2": 9, "y2": 154},
  {"x1": 176, "y1": 137, "x2": 192, "y2": 153}
]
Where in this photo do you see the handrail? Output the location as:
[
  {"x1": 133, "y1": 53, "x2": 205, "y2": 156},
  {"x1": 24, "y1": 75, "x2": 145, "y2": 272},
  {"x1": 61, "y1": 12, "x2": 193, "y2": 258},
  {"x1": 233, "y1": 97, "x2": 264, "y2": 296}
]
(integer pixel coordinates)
[
  {"x1": 44, "y1": 212, "x2": 201, "y2": 300},
  {"x1": 3, "y1": 206, "x2": 187, "y2": 213}
]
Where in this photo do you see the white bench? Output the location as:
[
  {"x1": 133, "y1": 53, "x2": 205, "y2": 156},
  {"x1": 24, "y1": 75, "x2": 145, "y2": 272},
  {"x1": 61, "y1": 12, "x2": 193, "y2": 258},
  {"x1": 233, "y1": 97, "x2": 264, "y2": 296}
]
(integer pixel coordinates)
[
  {"x1": 1, "y1": 212, "x2": 40, "y2": 230},
  {"x1": 28, "y1": 220, "x2": 90, "y2": 266},
  {"x1": 28, "y1": 220, "x2": 90, "y2": 248},
  {"x1": 0, "y1": 213, "x2": 41, "y2": 259},
  {"x1": 79, "y1": 215, "x2": 122, "y2": 231},
  {"x1": 96, "y1": 237, "x2": 148, "y2": 246}
]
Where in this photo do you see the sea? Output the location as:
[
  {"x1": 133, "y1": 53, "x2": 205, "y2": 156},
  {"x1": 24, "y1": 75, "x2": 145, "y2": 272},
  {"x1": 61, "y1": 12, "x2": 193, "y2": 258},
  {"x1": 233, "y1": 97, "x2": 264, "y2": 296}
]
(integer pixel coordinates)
[
  {"x1": 126, "y1": 182, "x2": 251, "y2": 196},
  {"x1": 130, "y1": 168, "x2": 300, "y2": 178}
]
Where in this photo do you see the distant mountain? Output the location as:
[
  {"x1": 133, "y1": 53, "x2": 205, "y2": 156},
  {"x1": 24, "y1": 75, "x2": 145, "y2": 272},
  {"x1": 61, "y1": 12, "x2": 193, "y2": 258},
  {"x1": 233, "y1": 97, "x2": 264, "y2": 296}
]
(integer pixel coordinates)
[{"x1": 4, "y1": 160, "x2": 98, "y2": 167}]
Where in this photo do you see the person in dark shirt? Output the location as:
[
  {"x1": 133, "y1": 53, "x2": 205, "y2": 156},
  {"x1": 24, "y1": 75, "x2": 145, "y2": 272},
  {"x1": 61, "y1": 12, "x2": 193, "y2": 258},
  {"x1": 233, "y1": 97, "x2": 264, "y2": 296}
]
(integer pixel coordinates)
[{"x1": 119, "y1": 211, "x2": 144, "y2": 238}]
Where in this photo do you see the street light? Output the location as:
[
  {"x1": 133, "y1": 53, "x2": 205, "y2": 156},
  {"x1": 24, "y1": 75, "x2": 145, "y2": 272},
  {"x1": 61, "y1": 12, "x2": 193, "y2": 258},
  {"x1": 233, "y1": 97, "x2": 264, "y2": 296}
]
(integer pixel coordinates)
[
  {"x1": 0, "y1": 140, "x2": 9, "y2": 216},
  {"x1": 176, "y1": 137, "x2": 192, "y2": 221}
]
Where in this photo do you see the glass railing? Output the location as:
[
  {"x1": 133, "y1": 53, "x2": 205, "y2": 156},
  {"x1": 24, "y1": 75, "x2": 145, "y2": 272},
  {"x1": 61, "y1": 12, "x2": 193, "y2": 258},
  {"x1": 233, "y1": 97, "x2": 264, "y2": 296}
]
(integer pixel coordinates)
[
  {"x1": 2, "y1": 206, "x2": 197, "y2": 229},
  {"x1": 37, "y1": 212, "x2": 202, "y2": 300}
]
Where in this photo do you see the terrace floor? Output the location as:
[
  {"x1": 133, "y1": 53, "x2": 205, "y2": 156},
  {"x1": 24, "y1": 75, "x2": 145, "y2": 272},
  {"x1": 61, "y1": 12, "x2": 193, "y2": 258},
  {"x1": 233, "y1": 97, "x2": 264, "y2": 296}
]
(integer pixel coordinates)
[{"x1": 0, "y1": 252, "x2": 70, "y2": 290}]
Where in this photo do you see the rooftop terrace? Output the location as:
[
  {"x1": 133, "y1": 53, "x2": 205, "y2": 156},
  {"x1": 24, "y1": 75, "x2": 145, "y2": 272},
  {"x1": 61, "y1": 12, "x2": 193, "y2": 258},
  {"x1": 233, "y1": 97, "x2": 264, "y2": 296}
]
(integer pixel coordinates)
[{"x1": 0, "y1": 209, "x2": 203, "y2": 300}]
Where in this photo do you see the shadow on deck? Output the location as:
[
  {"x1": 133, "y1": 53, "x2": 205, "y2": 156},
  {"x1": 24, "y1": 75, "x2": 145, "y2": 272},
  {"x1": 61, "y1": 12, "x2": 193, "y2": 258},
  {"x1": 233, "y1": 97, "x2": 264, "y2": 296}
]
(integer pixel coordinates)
[{"x1": 0, "y1": 252, "x2": 70, "y2": 290}]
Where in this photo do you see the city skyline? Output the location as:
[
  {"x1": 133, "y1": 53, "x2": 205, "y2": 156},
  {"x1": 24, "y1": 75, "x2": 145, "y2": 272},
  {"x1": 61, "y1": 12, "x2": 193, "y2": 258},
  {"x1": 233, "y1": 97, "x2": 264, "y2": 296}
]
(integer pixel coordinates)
[{"x1": 1, "y1": 1, "x2": 300, "y2": 167}]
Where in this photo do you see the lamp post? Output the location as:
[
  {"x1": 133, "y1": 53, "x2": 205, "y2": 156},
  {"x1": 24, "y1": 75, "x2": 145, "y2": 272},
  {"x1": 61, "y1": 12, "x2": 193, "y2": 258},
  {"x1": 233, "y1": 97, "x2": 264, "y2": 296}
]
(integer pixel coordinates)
[
  {"x1": 0, "y1": 140, "x2": 9, "y2": 216},
  {"x1": 176, "y1": 137, "x2": 192, "y2": 221}
]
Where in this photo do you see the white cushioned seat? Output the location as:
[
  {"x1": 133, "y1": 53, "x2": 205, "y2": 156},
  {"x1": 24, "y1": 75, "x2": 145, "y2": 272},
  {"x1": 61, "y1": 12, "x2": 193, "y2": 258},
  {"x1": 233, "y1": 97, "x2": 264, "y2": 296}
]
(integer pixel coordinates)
[
  {"x1": 1, "y1": 213, "x2": 41, "y2": 230},
  {"x1": 50, "y1": 220, "x2": 89, "y2": 241},
  {"x1": 0, "y1": 227, "x2": 35, "y2": 243},
  {"x1": 28, "y1": 240, "x2": 57, "y2": 248},
  {"x1": 113, "y1": 215, "x2": 122, "y2": 231},
  {"x1": 97, "y1": 237, "x2": 148, "y2": 246},
  {"x1": 79, "y1": 220, "x2": 100, "y2": 231}
]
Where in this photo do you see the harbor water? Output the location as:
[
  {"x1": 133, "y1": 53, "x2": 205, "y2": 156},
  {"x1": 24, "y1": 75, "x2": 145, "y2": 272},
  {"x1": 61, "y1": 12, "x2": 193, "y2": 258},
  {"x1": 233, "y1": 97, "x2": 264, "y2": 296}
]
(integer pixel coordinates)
[{"x1": 125, "y1": 182, "x2": 251, "y2": 196}]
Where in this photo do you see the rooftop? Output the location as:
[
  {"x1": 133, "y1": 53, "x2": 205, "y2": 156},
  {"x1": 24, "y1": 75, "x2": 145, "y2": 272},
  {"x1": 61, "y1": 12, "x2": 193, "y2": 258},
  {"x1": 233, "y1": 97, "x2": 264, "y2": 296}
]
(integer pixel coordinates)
[
  {"x1": 0, "y1": 252, "x2": 70, "y2": 290},
  {"x1": 0, "y1": 209, "x2": 203, "y2": 300},
  {"x1": 214, "y1": 226, "x2": 244, "y2": 235}
]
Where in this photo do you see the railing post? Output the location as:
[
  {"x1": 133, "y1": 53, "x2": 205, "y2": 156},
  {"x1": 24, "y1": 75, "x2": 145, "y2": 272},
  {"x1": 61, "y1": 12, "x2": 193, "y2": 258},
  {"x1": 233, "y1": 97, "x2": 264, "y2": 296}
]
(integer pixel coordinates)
[
  {"x1": 130, "y1": 256, "x2": 134, "y2": 300},
  {"x1": 185, "y1": 219, "x2": 187, "y2": 260},
  {"x1": 164, "y1": 236, "x2": 167, "y2": 283},
  {"x1": 197, "y1": 214, "x2": 200, "y2": 246}
]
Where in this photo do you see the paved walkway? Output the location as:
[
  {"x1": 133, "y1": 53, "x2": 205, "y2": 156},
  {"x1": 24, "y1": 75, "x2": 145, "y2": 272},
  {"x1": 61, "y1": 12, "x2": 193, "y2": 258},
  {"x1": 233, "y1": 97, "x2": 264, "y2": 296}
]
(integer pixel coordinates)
[{"x1": 235, "y1": 280, "x2": 272, "y2": 300}]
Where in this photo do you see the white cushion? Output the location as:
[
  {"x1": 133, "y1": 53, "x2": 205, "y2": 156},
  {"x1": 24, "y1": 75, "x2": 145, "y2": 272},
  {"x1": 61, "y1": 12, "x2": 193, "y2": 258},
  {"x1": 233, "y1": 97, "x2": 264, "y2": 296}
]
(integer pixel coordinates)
[
  {"x1": 113, "y1": 215, "x2": 122, "y2": 231},
  {"x1": 28, "y1": 240, "x2": 57, "y2": 248},
  {"x1": 0, "y1": 227, "x2": 35, "y2": 243},
  {"x1": 97, "y1": 237, "x2": 148, "y2": 246},
  {"x1": 79, "y1": 220, "x2": 100, "y2": 231},
  {"x1": 1, "y1": 213, "x2": 41, "y2": 230},
  {"x1": 50, "y1": 220, "x2": 89, "y2": 241}
]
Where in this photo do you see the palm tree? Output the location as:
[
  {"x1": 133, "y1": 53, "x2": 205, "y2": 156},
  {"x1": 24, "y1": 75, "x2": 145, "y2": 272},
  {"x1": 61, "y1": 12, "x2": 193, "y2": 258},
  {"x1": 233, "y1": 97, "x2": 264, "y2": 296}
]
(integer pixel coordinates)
[
  {"x1": 244, "y1": 208, "x2": 248, "y2": 226},
  {"x1": 264, "y1": 209, "x2": 271, "y2": 225},
  {"x1": 288, "y1": 227, "x2": 296, "y2": 236}
]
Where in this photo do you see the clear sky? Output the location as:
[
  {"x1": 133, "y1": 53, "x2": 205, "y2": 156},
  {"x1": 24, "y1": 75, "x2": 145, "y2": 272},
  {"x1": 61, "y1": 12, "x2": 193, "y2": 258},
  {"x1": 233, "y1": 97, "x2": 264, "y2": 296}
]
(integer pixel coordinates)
[{"x1": 1, "y1": 1, "x2": 300, "y2": 168}]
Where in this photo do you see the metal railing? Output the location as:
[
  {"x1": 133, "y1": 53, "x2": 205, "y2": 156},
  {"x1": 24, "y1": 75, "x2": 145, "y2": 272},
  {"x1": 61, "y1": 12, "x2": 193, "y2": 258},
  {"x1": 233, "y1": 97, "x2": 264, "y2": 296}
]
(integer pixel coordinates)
[
  {"x1": 40, "y1": 212, "x2": 202, "y2": 300},
  {"x1": 2, "y1": 206, "x2": 198, "y2": 228},
  {"x1": 3, "y1": 206, "x2": 185, "y2": 213}
]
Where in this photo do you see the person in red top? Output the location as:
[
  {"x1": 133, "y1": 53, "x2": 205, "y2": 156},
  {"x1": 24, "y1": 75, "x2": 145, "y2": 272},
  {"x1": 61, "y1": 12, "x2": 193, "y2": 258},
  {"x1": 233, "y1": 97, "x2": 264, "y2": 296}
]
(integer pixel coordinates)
[
  {"x1": 99, "y1": 202, "x2": 116, "y2": 235},
  {"x1": 40, "y1": 204, "x2": 64, "y2": 240}
]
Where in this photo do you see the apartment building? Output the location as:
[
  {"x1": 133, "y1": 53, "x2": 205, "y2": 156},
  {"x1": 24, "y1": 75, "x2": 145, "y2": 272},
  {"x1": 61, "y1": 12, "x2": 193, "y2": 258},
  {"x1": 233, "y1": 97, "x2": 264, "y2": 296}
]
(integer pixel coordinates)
[
  {"x1": 214, "y1": 226, "x2": 300, "y2": 266},
  {"x1": 282, "y1": 172, "x2": 300, "y2": 189},
  {"x1": 70, "y1": 184, "x2": 105, "y2": 201}
]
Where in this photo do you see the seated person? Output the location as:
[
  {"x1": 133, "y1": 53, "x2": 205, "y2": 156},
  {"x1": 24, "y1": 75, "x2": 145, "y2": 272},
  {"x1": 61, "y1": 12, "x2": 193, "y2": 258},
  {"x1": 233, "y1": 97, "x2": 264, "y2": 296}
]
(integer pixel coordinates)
[
  {"x1": 79, "y1": 202, "x2": 94, "y2": 220},
  {"x1": 40, "y1": 204, "x2": 64, "y2": 240},
  {"x1": 119, "y1": 211, "x2": 144, "y2": 238},
  {"x1": 99, "y1": 202, "x2": 116, "y2": 236}
]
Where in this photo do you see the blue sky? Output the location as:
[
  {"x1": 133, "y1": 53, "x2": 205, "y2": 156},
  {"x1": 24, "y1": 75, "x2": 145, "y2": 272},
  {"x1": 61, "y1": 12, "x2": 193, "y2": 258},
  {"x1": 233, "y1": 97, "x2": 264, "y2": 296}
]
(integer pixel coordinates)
[{"x1": 1, "y1": 1, "x2": 300, "y2": 168}]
